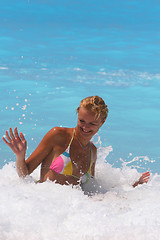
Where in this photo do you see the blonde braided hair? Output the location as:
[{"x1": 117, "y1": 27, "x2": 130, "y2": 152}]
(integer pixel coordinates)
[{"x1": 77, "y1": 96, "x2": 109, "y2": 121}]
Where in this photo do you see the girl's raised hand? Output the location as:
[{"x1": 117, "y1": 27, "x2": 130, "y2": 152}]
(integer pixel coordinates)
[{"x1": 2, "y1": 127, "x2": 27, "y2": 157}]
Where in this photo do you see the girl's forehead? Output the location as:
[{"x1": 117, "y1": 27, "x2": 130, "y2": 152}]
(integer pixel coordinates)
[
  {"x1": 78, "y1": 107, "x2": 94, "y2": 116},
  {"x1": 78, "y1": 108, "x2": 100, "y2": 121}
]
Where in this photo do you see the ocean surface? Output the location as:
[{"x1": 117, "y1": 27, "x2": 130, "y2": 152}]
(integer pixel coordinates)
[{"x1": 0, "y1": 0, "x2": 160, "y2": 239}]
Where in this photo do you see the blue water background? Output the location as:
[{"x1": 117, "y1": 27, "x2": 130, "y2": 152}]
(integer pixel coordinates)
[{"x1": 0, "y1": 0, "x2": 160, "y2": 173}]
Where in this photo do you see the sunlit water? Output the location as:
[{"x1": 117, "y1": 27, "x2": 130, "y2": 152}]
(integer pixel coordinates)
[{"x1": 0, "y1": 1, "x2": 160, "y2": 239}]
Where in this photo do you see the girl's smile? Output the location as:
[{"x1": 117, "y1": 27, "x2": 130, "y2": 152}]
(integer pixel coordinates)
[{"x1": 77, "y1": 107, "x2": 105, "y2": 140}]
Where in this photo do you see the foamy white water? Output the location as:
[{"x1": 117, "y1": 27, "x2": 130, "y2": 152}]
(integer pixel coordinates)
[{"x1": 0, "y1": 147, "x2": 160, "y2": 240}]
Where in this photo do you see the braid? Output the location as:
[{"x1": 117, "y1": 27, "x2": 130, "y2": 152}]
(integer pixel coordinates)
[{"x1": 77, "y1": 96, "x2": 109, "y2": 121}]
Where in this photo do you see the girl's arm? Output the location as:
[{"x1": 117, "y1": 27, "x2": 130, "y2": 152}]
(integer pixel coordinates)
[
  {"x1": 3, "y1": 127, "x2": 29, "y2": 177},
  {"x1": 2, "y1": 127, "x2": 60, "y2": 178},
  {"x1": 43, "y1": 169, "x2": 80, "y2": 185}
]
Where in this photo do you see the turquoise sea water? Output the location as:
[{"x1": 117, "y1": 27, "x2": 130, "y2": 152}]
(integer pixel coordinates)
[{"x1": 0, "y1": 0, "x2": 160, "y2": 173}]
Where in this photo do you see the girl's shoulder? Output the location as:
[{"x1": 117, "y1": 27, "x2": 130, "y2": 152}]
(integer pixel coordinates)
[
  {"x1": 48, "y1": 127, "x2": 73, "y2": 137},
  {"x1": 45, "y1": 127, "x2": 74, "y2": 148}
]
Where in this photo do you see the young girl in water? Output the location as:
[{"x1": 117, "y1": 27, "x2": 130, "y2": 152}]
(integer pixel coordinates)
[{"x1": 2, "y1": 96, "x2": 150, "y2": 187}]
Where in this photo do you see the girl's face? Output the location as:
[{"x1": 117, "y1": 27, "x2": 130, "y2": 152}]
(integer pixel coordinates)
[{"x1": 77, "y1": 107, "x2": 105, "y2": 139}]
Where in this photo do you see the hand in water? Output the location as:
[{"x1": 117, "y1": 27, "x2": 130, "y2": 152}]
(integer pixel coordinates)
[
  {"x1": 139, "y1": 171, "x2": 150, "y2": 184},
  {"x1": 2, "y1": 127, "x2": 27, "y2": 157}
]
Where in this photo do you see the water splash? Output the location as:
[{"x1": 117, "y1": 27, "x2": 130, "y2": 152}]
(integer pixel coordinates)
[{"x1": 119, "y1": 154, "x2": 155, "y2": 171}]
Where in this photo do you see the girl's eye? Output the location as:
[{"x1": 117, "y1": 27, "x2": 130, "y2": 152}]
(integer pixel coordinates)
[
  {"x1": 79, "y1": 119, "x2": 85, "y2": 123},
  {"x1": 90, "y1": 123, "x2": 96, "y2": 126}
]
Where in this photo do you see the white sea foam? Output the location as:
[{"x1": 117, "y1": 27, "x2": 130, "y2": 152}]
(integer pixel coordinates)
[{"x1": 0, "y1": 146, "x2": 160, "y2": 240}]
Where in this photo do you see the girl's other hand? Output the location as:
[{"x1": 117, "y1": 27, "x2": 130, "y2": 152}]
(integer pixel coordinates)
[{"x1": 138, "y1": 171, "x2": 150, "y2": 184}]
